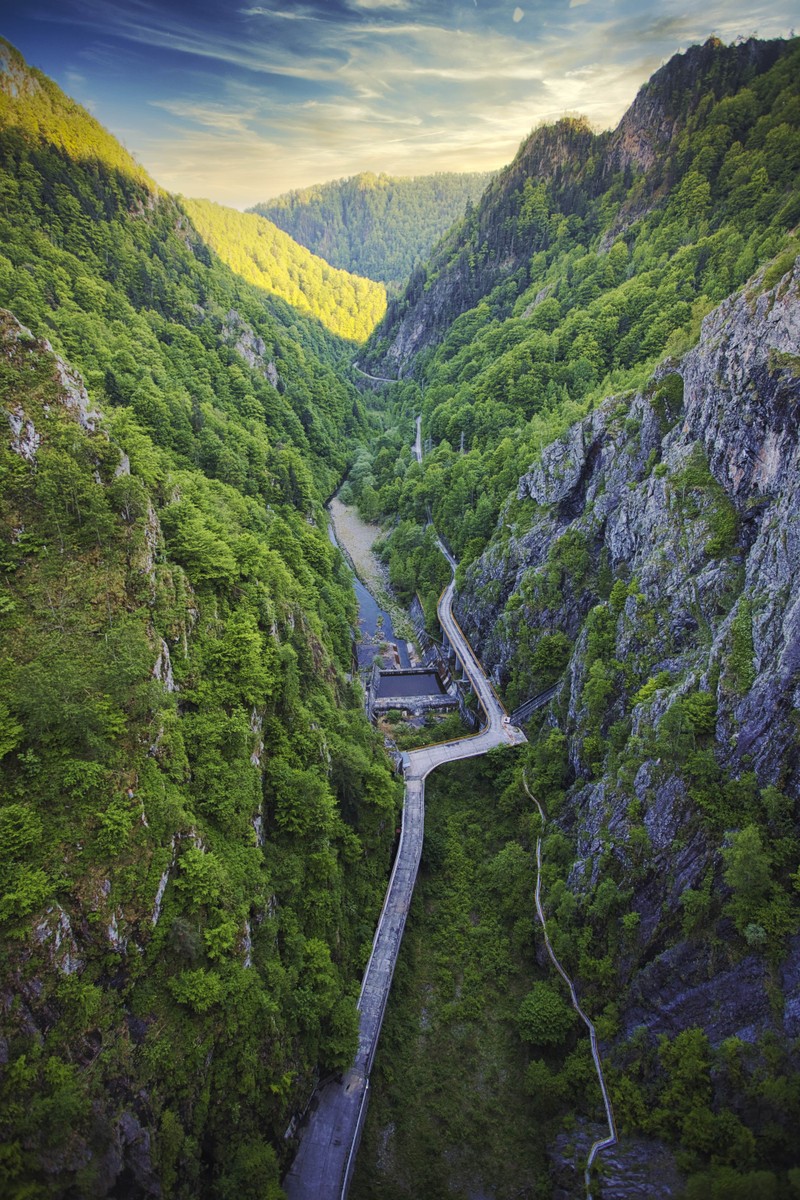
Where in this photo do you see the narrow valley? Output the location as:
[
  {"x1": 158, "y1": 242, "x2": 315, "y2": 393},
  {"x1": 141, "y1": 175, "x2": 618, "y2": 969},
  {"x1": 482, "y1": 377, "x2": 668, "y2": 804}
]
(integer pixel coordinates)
[{"x1": 1, "y1": 24, "x2": 799, "y2": 1200}]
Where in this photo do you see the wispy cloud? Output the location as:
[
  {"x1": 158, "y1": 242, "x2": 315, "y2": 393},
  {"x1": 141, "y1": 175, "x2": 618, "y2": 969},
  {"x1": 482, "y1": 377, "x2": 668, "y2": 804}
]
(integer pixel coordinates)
[
  {"x1": 350, "y1": 0, "x2": 411, "y2": 9},
  {"x1": 19, "y1": 0, "x2": 798, "y2": 207},
  {"x1": 150, "y1": 97, "x2": 258, "y2": 134},
  {"x1": 238, "y1": 5, "x2": 323, "y2": 20}
]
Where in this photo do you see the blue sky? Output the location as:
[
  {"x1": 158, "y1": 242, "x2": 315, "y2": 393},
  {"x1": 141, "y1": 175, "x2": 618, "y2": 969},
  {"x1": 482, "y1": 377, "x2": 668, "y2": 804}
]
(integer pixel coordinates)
[{"x1": 3, "y1": 1, "x2": 797, "y2": 207}]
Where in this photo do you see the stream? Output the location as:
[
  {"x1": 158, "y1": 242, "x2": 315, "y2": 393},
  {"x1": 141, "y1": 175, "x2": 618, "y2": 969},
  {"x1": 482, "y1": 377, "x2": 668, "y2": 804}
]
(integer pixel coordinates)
[{"x1": 327, "y1": 510, "x2": 410, "y2": 669}]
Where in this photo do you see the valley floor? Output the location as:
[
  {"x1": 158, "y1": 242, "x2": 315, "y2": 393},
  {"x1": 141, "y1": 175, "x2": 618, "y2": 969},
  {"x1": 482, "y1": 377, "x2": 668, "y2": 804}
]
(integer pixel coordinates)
[{"x1": 329, "y1": 496, "x2": 387, "y2": 596}]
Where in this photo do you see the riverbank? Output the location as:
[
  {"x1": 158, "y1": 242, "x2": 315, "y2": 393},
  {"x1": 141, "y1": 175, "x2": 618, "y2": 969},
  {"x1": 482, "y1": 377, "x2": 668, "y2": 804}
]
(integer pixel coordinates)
[
  {"x1": 329, "y1": 495, "x2": 386, "y2": 597},
  {"x1": 328, "y1": 496, "x2": 416, "y2": 651}
]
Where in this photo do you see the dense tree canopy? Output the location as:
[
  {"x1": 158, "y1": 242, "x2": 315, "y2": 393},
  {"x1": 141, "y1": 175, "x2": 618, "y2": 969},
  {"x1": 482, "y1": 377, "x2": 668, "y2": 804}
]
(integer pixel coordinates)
[
  {"x1": 351, "y1": 38, "x2": 800, "y2": 631},
  {"x1": 252, "y1": 170, "x2": 493, "y2": 286},
  {"x1": 183, "y1": 197, "x2": 387, "y2": 342},
  {"x1": 0, "y1": 39, "x2": 401, "y2": 1199}
]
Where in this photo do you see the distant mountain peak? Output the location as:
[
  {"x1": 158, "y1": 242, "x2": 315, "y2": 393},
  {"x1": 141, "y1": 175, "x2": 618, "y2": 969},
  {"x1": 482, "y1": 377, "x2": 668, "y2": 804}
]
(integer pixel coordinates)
[{"x1": 611, "y1": 34, "x2": 790, "y2": 173}]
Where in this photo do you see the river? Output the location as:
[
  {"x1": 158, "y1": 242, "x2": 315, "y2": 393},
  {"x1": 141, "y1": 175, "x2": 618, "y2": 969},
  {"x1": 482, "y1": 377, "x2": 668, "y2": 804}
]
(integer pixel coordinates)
[{"x1": 327, "y1": 497, "x2": 410, "y2": 670}]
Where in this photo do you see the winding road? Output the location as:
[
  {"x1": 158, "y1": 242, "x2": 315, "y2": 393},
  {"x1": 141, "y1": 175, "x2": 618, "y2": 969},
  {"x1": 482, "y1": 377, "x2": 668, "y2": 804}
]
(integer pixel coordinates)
[
  {"x1": 283, "y1": 539, "x2": 525, "y2": 1200},
  {"x1": 412, "y1": 414, "x2": 422, "y2": 465},
  {"x1": 352, "y1": 362, "x2": 398, "y2": 385}
]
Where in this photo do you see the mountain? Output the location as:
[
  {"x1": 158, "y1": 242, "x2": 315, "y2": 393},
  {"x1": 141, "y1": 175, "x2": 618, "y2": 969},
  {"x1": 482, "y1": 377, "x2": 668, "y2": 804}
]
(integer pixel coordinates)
[
  {"x1": 339, "y1": 37, "x2": 800, "y2": 1197},
  {"x1": 182, "y1": 197, "x2": 386, "y2": 342},
  {"x1": 354, "y1": 35, "x2": 800, "y2": 584},
  {"x1": 3, "y1": 25, "x2": 800, "y2": 1199},
  {"x1": 366, "y1": 36, "x2": 796, "y2": 373},
  {"x1": 251, "y1": 170, "x2": 494, "y2": 287},
  {"x1": 0, "y1": 38, "x2": 401, "y2": 1199},
  {"x1": 443, "y1": 253, "x2": 799, "y2": 1198}
]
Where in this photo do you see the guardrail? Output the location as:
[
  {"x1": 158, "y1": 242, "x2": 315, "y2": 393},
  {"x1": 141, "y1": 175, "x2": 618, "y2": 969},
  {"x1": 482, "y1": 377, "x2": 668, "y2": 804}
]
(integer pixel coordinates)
[
  {"x1": 509, "y1": 683, "x2": 560, "y2": 725},
  {"x1": 522, "y1": 772, "x2": 617, "y2": 1195},
  {"x1": 283, "y1": 440, "x2": 527, "y2": 1200}
]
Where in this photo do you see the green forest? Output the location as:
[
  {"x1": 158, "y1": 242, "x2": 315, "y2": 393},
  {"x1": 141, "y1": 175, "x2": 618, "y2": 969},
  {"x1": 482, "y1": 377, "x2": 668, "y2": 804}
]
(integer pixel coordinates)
[
  {"x1": 182, "y1": 198, "x2": 387, "y2": 343},
  {"x1": 354, "y1": 37, "x2": 800, "y2": 640},
  {"x1": 251, "y1": 171, "x2": 493, "y2": 287},
  {"x1": 2, "y1": 25, "x2": 800, "y2": 1200},
  {"x1": 0, "y1": 36, "x2": 401, "y2": 1199}
]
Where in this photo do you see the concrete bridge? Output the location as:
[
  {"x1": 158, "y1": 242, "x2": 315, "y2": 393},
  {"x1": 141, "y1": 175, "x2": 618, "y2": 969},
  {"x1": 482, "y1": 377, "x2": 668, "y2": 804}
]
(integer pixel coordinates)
[
  {"x1": 283, "y1": 543, "x2": 526, "y2": 1200},
  {"x1": 509, "y1": 683, "x2": 560, "y2": 726}
]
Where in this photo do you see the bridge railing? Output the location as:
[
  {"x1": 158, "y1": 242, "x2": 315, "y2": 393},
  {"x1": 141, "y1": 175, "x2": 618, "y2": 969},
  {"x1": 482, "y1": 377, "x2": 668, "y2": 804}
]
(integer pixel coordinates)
[{"x1": 509, "y1": 683, "x2": 560, "y2": 726}]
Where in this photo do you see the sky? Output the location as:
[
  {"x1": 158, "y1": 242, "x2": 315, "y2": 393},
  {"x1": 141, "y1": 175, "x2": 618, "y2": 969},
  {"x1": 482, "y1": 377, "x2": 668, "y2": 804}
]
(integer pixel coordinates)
[{"x1": 2, "y1": 0, "x2": 797, "y2": 208}]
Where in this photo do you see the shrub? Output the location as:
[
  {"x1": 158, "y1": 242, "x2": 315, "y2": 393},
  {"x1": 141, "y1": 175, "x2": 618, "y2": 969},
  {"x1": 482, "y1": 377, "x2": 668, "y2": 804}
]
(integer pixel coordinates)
[
  {"x1": 168, "y1": 968, "x2": 224, "y2": 1013},
  {"x1": 729, "y1": 601, "x2": 756, "y2": 692},
  {"x1": 684, "y1": 691, "x2": 717, "y2": 735},
  {"x1": 517, "y1": 981, "x2": 575, "y2": 1047}
]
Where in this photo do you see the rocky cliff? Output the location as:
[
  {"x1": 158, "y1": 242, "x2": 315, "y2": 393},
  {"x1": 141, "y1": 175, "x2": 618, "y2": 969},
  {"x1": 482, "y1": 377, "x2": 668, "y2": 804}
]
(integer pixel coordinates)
[
  {"x1": 453, "y1": 256, "x2": 800, "y2": 1188},
  {"x1": 459, "y1": 254, "x2": 800, "y2": 789},
  {"x1": 0, "y1": 307, "x2": 400, "y2": 1197}
]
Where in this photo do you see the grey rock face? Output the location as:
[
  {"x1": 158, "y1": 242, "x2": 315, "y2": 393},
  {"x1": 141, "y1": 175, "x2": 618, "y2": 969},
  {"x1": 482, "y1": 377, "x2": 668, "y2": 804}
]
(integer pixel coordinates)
[
  {"x1": 551, "y1": 1127, "x2": 685, "y2": 1198},
  {"x1": 456, "y1": 259, "x2": 800, "y2": 1177},
  {"x1": 223, "y1": 308, "x2": 281, "y2": 386},
  {"x1": 461, "y1": 257, "x2": 800, "y2": 789},
  {"x1": 622, "y1": 938, "x2": 774, "y2": 1045}
]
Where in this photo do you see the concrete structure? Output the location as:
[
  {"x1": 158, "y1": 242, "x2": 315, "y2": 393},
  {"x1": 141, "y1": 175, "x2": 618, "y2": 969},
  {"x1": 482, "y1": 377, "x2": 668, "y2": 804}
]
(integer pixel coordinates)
[
  {"x1": 509, "y1": 683, "x2": 560, "y2": 726},
  {"x1": 368, "y1": 665, "x2": 458, "y2": 719},
  {"x1": 283, "y1": 538, "x2": 526, "y2": 1200}
]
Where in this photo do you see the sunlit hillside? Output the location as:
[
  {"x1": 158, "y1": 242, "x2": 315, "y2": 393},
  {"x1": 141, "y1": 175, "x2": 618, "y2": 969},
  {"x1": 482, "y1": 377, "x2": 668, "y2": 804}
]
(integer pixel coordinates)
[{"x1": 183, "y1": 197, "x2": 387, "y2": 343}]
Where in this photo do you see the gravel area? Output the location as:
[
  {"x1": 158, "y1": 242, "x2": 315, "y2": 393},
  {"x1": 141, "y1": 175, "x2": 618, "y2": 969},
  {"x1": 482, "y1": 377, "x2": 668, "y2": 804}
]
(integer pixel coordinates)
[{"x1": 328, "y1": 495, "x2": 386, "y2": 594}]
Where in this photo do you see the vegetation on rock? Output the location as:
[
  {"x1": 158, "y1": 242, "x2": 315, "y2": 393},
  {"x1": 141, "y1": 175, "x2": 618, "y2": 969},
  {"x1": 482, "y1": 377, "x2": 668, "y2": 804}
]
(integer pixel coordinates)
[{"x1": 0, "y1": 39, "x2": 401, "y2": 1198}]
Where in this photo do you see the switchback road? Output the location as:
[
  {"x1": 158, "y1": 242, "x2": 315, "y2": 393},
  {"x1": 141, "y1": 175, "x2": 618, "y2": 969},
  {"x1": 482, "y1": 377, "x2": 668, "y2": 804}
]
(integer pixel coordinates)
[{"x1": 283, "y1": 544, "x2": 525, "y2": 1200}]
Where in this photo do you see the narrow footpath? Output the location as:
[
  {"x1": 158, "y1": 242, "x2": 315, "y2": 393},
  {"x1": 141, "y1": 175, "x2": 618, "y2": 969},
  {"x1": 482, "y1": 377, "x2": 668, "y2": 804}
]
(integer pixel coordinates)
[
  {"x1": 522, "y1": 773, "x2": 617, "y2": 1196},
  {"x1": 283, "y1": 537, "x2": 525, "y2": 1200}
]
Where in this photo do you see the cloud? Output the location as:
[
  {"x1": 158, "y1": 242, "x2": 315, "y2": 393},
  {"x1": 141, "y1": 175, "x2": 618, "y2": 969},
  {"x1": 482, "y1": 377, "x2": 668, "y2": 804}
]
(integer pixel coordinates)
[
  {"x1": 38, "y1": 0, "x2": 799, "y2": 208},
  {"x1": 150, "y1": 97, "x2": 257, "y2": 134},
  {"x1": 238, "y1": 5, "x2": 322, "y2": 19},
  {"x1": 350, "y1": 0, "x2": 411, "y2": 8}
]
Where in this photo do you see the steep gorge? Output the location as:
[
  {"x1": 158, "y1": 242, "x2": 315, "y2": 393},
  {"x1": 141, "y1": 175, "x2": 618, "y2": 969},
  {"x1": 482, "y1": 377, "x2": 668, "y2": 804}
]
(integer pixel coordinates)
[
  {"x1": 0, "y1": 40, "x2": 402, "y2": 1200},
  {"x1": 1, "y1": 28, "x2": 800, "y2": 1200},
  {"x1": 342, "y1": 34, "x2": 800, "y2": 1200}
]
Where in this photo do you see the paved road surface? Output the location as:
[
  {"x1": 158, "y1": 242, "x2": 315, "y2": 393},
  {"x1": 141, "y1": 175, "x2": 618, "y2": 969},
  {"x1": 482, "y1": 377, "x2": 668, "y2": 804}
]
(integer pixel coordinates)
[
  {"x1": 413, "y1": 415, "x2": 422, "y2": 464},
  {"x1": 352, "y1": 363, "x2": 398, "y2": 384},
  {"x1": 283, "y1": 550, "x2": 525, "y2": 1200}
]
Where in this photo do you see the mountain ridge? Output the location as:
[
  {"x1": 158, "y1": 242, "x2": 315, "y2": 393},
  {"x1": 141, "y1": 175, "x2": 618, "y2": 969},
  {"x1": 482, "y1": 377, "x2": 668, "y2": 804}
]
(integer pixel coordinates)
[
  {"x1": 182, "y1": 196, "x2": 387, "y2": 343},
  {"x1": 251, "y1": 170, "x2": 493, "y2": 286},
  {"x1": 0, "y1": 41, "x2": 402, "y2": 1199},
  {"x1": 365, "y1": 35, "x2": 797, "y2": 373}
]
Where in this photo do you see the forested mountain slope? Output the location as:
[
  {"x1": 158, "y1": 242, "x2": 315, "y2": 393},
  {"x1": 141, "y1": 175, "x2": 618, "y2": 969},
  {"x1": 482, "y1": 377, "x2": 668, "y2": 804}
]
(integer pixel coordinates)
[
  {"x1": 366, "y1": 36, "x2": 796, "y2": 373},
  {"x1": 342, "y1": 36, "x2": 800, "y2": 1198},
  {"x1": 451, "y1": 252, "x2": 800, "y2": 1197},
  {"x1": 0, "y1": 36, "x2": 384, "y2": 352},
  {"x1": 251, "y1": 171, "x2": 493, "y2": 287},
  {"x1": 182, "y1": 198, "x2": 386, "y2": 343},
  {"x1": 349, "y1": 36, "x2": 800, "y2": 602},
  {"x1": 0, "y1": 39, "x2": 401, "y2": 1199}
]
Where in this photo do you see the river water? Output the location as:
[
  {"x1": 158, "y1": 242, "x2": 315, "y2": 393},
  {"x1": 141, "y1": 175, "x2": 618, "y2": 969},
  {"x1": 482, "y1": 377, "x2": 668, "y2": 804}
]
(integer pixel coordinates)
[{"x1": 327, "y1": 513, "x2": 410, "y2": 669}]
